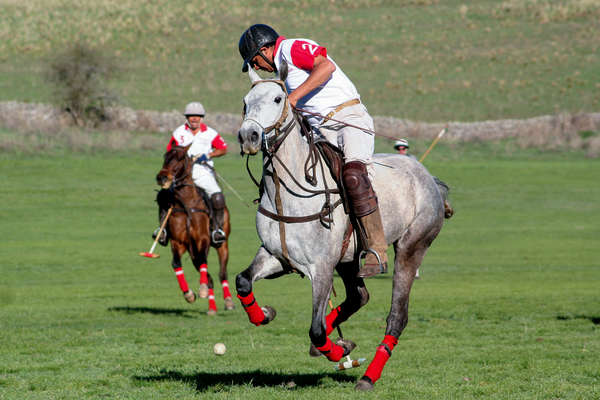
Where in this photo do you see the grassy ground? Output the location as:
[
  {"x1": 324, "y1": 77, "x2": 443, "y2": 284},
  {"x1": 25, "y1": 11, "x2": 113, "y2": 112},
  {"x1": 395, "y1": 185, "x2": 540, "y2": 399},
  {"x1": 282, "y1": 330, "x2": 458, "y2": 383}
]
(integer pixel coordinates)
[
  {"x1": 1, "y1": 0, "x2": 599, "y2": 121},
  {"x1": 1, "y1": 138, "x2": 598, "y2": 398}
]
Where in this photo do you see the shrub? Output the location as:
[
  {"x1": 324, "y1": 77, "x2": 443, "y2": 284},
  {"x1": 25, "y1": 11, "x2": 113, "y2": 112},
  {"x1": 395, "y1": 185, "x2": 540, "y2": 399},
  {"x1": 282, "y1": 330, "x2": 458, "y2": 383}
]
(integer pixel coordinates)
[{"x1": 47, "y1": 42, "x2": 119, "y2": 127}]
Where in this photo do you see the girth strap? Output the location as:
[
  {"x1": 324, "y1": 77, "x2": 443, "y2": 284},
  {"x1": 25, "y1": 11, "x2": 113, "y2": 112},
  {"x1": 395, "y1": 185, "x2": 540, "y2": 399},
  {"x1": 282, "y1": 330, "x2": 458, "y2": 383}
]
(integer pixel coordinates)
[
  {"x1": 258, "y1": 199, "x2": 343, "y2": 224},
  {"x1": 272, "y1": 168, "x2": 289, "y2": 260},
  {"x1": 171, "y1": 207, "x2": 209, "y2": 215}
]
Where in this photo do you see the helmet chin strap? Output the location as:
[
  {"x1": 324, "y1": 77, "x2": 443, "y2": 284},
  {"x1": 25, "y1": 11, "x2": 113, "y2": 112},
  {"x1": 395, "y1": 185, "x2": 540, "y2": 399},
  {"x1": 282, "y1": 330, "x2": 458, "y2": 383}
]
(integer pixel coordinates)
[{"x1": 258, "y1": 50, "x2": 277, "y2": 72}]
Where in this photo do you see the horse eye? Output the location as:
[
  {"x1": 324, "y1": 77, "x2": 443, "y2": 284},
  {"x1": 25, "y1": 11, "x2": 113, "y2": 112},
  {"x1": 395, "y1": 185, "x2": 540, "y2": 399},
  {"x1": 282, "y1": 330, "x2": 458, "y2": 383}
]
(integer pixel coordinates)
[{"x1": 274, "y1": 96, "x2": 282, "y2": 104}]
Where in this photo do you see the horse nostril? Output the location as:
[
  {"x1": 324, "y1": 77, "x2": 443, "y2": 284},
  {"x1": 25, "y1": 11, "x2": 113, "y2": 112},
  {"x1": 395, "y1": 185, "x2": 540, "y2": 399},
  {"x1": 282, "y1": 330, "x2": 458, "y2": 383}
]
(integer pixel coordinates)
[{"x1": 251, "y1": 131, "x2": 259, "y2": 143}]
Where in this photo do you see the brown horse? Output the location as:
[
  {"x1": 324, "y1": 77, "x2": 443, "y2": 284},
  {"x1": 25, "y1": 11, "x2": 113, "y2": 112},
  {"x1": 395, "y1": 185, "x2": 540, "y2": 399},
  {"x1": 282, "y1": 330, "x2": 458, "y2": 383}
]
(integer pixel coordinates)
[{"x1": 156, "y1": 146, "x2": 233, "y2": 314}]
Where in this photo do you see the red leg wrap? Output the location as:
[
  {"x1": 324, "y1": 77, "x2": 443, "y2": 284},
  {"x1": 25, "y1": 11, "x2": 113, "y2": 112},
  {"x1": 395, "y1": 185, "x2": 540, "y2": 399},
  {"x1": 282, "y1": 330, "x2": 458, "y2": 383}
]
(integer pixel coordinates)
[
  {"x1": 221, "y1": 280, "x2": 232, "y2": 298},
  {"x1": 173, "y1": 267, "x2": 189, "y2": 293},
  {"x1": 364, "y1": 335, "x2": 398, "y2": 384},
  {"x1": 199, "y1": 264, "x2": 208, "y2": 285},
  {"x1": 237, "y1": 292, "x2": 265, "y2": 326},
  {"x1": 316, "y1": 337, "x2": 344, "y2": 362},
  {"x1": 325, "y1": 306, "x2": 341, "y2": 336},
  {"x1": 208, "y1": 288, "x2": 217, "y2": 311}
]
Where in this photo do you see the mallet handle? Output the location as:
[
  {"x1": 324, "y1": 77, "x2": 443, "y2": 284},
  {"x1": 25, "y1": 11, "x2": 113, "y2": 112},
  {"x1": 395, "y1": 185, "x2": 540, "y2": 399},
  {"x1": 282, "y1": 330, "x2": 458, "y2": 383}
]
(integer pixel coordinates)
[
  {"x1": 419, "y1": 126, "x2": 447, "y2": 163},
  {"x1": 328, "y1": 297, "x2": 344, "y2": 339},
  {"x1": 149, "y1": 206, "x2": 173, "y2": 254}
]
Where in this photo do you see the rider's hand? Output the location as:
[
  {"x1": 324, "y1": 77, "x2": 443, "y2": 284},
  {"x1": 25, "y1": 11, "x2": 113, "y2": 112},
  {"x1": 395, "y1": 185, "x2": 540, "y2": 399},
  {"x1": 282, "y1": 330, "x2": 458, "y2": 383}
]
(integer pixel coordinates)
[
  {"x1": 195, "y1": 154, "x2": 209, "y2": 163},
  {"x1": 288, "y1": 93, "x2": 298, "y2": 109}
]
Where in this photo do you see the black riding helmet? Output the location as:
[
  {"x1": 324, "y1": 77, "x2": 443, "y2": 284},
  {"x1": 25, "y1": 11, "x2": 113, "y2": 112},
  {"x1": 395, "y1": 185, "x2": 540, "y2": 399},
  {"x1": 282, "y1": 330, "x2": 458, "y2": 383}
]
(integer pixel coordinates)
[{"x1": 239, "y1": 24, "x2": 279, "y2": 72}]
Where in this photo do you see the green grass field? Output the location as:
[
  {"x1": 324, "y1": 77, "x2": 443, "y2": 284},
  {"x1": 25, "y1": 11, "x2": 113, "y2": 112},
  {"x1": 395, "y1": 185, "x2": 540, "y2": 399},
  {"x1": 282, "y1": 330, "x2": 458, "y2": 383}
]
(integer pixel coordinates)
[
  {"x1": 1, "y1": 0, "x2": 599, "y2": 121},
  {"x1": 1, "y1": 0, "x2": 599, "y2": 397},
  {"x1": 1, "y1": 138, "x2": 598, "y2": 399}
]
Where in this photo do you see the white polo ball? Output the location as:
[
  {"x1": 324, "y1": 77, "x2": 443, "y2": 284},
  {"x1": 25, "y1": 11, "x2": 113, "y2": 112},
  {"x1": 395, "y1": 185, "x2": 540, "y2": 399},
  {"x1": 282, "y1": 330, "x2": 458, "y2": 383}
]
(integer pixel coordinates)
[{"x1": 213, "y1": 342, "x2": 226, "y2": 355}]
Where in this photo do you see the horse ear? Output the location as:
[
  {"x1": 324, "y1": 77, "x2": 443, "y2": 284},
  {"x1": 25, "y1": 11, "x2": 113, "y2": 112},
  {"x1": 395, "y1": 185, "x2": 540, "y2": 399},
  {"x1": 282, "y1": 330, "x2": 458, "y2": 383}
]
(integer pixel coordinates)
[
  {"x1": 248, "y1": 68, "x2": 261, "y2": 84},
  {"x1": 277, "y1": 61, "x2": 288, "y2": 82}
]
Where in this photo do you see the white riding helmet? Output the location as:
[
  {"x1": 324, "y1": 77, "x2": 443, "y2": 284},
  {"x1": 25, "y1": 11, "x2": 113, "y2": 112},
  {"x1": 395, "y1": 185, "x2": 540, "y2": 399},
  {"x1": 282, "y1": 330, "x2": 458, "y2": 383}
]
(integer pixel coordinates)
[
  {"x1": 184, "y1": 102, "x2": 205, "y2": 117},
  {"x1": 394, "y1": 138, "x2": 409, "y2": 150}
]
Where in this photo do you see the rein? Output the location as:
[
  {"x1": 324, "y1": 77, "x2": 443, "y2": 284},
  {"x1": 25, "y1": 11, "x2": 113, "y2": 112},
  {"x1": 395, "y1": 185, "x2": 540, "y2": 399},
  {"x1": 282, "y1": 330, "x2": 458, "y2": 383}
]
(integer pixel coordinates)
[
  {"x1": 293, "y1": 105, "x2": 376, "y2": 136},
  {"x1": 162, "y1": 148, "x2": 209, "y2": 218},
  {"x1": 243, "y1": 80, "x2": 345, "y2": 263}
]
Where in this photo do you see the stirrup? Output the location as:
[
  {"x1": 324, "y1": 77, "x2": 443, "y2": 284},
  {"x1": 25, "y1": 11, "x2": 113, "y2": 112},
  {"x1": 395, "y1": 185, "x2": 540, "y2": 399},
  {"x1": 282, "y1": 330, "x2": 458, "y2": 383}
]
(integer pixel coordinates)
[
  {"x1": 357, "y1": 248, "x2": 387, "y2": 278},
  {"x1": 211, "y1": 229, "x2": 226, "y2": 244},
  {"x1": 152, "y1": 227, "x2": 168, "y2": 246}
]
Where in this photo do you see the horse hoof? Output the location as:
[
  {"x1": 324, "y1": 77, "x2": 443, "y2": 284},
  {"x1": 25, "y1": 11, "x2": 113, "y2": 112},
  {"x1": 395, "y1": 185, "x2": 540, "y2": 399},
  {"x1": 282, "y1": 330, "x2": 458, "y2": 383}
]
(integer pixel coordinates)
[
  {"x1": 198, "y1": 284, "x2": 209, "y2": 298},
  {"x1": 261, "y1": 305, "x2": 277, "y2": 324},
  {"x1": 309, "y1": 344, "x2": 322, "y2": 357},
  {"x1": 355, "y1": 377, "x2": 374, "y2": 391},
  {"x1": 207, "y1": 309, "x2": 217, "y2": 316},
  {"x1": 183, "y1": 290, "x2": 196, "y2": 303},
  {"x1": 224, "y1": 296, "x2": 235, "y2": 310},
  {"x1": 335, "y1": 337, "x2": 357, "y2": 357}
]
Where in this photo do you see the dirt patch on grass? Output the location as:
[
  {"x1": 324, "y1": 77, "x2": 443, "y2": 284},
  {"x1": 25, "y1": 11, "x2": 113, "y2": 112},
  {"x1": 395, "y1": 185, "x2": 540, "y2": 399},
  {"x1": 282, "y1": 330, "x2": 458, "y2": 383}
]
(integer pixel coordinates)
[{"x1": 1, "y1": 101, "x2": 599, "y2": 157}]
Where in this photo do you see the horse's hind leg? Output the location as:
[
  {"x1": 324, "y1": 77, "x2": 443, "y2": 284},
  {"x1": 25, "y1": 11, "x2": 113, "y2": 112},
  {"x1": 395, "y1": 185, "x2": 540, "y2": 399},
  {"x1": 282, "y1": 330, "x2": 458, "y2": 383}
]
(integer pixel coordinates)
[
  {"x1": 205, "y1": 273, "x2": 217, "y2": 316},
  {"x1": 194, "y1": 251, "x2": 209, "y2": 299},
  {"x1": 308, "y1": 266, "x2": 356, "y2": 363},
  {"x1": 215, "y1": 240, "x2": 234, "y2": 310},
  {"x1": 189, "y1": 244, "x2": 210, "y2": 299},
  {"x1": 328, "y1": 261, "x2": 369, "y2": 336},
  {"x1": 235, "y1": 246, "x2": 284, "y2": 326},
  {"x1": 190, "y1": 246, "x2": 217, "y2": 314},
  {"x1": 309, "y1": 261, "x2": 368, "y2": 357},
  {"x1": 356, "y1": 241, "x2": 429, "y2": 391}
]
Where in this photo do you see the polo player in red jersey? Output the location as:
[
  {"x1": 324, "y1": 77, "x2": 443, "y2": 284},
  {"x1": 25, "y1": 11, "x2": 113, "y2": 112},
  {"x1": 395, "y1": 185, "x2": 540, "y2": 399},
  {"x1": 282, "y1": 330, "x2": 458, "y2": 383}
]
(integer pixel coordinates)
[{"x1": 238, "y1": 24, "x2": 388, "y2": 278}]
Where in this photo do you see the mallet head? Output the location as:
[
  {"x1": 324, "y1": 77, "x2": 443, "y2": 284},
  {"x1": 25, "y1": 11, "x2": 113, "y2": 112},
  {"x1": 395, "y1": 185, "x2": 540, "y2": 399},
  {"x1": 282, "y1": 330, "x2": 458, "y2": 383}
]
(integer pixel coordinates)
[
  {"x1": 139, "y1": 252, "x2": 160, "y2": 259},
  {"x1": 335, "y1": 357, "x2": 366, "y2": 371}
]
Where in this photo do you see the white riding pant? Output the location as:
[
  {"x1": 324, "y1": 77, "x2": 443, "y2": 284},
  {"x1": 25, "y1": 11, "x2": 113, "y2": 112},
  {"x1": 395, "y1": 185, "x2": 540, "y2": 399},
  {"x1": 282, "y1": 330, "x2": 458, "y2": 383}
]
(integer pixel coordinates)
[
  {"x1": 319, "y1": 102, "x2": 375, "y2": 178},
  {"x1": 192, "y1": 164, "x2": 222, "y2": 196}
]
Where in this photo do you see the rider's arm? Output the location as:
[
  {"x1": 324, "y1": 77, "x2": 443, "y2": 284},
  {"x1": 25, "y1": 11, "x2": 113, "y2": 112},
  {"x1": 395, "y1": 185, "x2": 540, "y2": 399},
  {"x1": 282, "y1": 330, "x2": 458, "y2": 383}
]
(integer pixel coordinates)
[
  {"x1": 288, "y1": 55, "x2": 336, "y2": 108},
  {"x1": 208, "y1": 134, "x2": 228, "y2": 158},
  {"x1": 209, "y1": 148, "x2": 227, "y2": 158}
]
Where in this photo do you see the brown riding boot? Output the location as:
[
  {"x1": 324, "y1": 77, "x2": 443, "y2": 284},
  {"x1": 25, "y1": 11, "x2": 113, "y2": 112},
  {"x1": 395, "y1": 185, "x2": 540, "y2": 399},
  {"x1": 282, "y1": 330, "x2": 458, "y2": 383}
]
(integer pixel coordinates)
[
  {"x1": 342, "y1": 161, "x2": 389, "y2": 278},
  {"x1": 358, "y1": 207, "x2": 388, "y2": 278},
  {"x1": 210, "y1": 192, "x2": 227, "y2": 244}
]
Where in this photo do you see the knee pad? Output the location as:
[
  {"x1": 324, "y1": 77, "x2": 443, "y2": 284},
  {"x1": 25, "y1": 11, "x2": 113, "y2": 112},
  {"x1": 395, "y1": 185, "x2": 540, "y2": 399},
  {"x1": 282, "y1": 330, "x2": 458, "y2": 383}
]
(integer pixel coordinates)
[
  {"x1": 342, "y1": 161, "x2": 377, "y2": 217},
  {"x1": 211, "y1": 192, "x2": 226, "y2": 210}
]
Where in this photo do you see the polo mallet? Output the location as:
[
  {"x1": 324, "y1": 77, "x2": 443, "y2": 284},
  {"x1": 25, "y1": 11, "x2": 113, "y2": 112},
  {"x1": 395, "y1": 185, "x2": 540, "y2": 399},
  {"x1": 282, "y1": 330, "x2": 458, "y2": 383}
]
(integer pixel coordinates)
[
  {"x1": 329, "y1": 285, "x2": 366, "y2": 371},
  {"x1": 139, "y1": 206, "x2": 173, "y2": 259},
  {"x1": 419, "y1": 126, "x2": 448, "y2": 163},
  {"x1": 214, "y1": 170, "x2": 251, "y2": 208},
  {"x1": 193, "y1": 157, "x2": 251, "y2": 208}
]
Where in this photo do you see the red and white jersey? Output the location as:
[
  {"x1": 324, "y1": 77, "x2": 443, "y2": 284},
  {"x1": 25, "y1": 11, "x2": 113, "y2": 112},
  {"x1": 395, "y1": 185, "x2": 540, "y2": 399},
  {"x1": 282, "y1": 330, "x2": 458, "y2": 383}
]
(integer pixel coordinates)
[
  {"x1": 273, "y1": 36, "x2": 360, "y2": 126},
  {"x1": 167, "y1": 123, "x2": 227, "y2": 167}
]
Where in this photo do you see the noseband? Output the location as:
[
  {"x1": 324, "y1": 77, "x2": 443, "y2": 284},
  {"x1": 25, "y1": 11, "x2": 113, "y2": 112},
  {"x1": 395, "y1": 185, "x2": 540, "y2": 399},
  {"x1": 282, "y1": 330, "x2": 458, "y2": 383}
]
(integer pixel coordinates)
[{"x1": 243, "y1": 79, "x2": 296, "y2": 154}]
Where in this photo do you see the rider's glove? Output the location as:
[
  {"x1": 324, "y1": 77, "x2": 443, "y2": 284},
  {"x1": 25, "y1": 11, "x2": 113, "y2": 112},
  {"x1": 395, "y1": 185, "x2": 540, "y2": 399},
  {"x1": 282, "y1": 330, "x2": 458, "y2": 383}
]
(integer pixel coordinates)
[{"x1": 195, "y1": 154, "x2": 209, "y2": 163}]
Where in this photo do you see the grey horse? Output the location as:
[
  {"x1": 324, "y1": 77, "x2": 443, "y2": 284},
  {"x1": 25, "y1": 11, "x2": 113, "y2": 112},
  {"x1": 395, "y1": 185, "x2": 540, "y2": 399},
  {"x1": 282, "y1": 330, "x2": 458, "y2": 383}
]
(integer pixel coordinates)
[{"x1": 236, "y1": 67, "x2": 446, "y2": 391}]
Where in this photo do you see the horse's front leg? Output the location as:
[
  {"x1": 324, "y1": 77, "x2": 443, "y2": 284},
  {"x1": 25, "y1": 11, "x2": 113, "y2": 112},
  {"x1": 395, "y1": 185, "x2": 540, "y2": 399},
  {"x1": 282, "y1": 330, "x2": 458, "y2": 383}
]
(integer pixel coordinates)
[
  {"x1": 215, "y1": 240, "x2": 234, "y2": 310},
  {"x1": 170, "y1": 240, "x2": 196, "y2": 303},
  {"x1": 309, "y1": 267, "x2": 356, "y2": 363},
  {"x1": 235, "y1": 246, "x2": 283, "y2": 326}
]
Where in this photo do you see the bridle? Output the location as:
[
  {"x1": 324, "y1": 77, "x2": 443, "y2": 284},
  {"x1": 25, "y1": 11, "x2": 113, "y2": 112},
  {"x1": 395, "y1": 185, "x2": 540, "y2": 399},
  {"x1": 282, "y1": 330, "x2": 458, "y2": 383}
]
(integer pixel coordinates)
[
  {"x1": 159, "y1": 147, "x2": 192, "y2": 190},
  {"x1": 243, "y1": 79, "x2": 297, "y2": 154},
  {"x1": 158, "y1": 147, "x2": 210, "y2": 218},
  {"x1": 242, "y1": 79, "x2": 345, "y2": 263}
]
